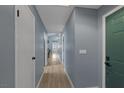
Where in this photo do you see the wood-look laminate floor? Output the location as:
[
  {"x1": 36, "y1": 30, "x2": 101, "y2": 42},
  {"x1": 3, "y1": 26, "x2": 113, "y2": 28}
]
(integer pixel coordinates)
[{"x1": 39, "y1": 54, "x2": 72, "y2": 88}]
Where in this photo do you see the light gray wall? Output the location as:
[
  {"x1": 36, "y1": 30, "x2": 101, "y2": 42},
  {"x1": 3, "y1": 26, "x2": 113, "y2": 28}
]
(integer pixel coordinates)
[
  {"x1": 97, "y1": 5, "x2": 118, "y2": 87},
  {"x1": 73, "y1": 7, "x2": 98, "y2": 87},
  {"x1": 64, "y1": 7, "x2": 98, "y2": 88},
  {"x1": 0, "y1": 5, "x2": 15, "y2": 88},
  {"x1": 64, "y1": 10, "x2": 76, "y2": 85},
  {"x1": 29, "y1": 6, "x2": 47, "y2": 86}
]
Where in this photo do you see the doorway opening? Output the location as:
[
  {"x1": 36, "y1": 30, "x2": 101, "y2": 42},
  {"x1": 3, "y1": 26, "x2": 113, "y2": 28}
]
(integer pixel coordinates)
[{"x1": 47, "y1": 33, "x2": 64, "y2": 66}]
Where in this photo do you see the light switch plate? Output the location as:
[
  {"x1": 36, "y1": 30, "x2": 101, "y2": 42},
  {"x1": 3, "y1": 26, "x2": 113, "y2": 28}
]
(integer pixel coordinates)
[{"x1": 79, "y1": 49, "x2": 87, "y2": 55}]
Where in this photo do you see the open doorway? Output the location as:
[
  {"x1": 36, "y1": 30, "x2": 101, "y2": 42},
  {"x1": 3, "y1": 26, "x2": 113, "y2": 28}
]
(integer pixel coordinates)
[{"x1": 47, "y1": 33, "x2": 64, "y2": 65}]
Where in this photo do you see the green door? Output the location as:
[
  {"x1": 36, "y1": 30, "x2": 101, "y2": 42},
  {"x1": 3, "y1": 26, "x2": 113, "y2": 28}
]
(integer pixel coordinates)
[{"x1": 106, "y1": 7, "x2": 124, "y2": 88}]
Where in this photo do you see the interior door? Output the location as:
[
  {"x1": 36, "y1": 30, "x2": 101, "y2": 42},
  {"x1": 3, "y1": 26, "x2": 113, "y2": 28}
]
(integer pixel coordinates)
[
  {"x1": 106, "y1": 7, "x2": 124, "y2": 88},
  {"x1": 15, "y1": 5, "x2": 35, "y2": 88}
]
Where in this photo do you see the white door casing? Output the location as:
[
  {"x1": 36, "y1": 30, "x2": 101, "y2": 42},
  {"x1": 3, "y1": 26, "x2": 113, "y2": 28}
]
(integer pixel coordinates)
[
  {"x1": 15, "y1": 5, "x2": 35, "y2": 88},
  {"x1": 44, "y1": 32, "x2": 48, "y2": 66},
  {"x1": 102, "y1": 5, "x2": 123, "y2": 88}
]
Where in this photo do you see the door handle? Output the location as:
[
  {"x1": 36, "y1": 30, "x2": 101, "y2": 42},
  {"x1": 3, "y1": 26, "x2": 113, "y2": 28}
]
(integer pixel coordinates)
[
  {"x1": 105, "y1": 62, "x2": 111, "y2": 67},
  {"x1": 32, "y1": 57, "x2": 36, "y2": 60}
]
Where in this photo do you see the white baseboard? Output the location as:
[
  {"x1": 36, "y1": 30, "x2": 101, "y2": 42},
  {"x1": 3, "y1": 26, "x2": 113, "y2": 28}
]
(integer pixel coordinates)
[
  {"x1": 65, "y1": 71, "x2": 74, "y2": 88},
  {"x1": 36, "y1": 69, "x2": 44, "y2": 88}
]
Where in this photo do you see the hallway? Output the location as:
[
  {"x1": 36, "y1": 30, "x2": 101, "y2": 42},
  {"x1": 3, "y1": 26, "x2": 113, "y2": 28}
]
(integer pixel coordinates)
[
  {"x1": 0, "y1": 5, "x2": 124, "y2": 88},
  {"x1": 39, "y1": 54, "x2": 72, "y2": 88}
]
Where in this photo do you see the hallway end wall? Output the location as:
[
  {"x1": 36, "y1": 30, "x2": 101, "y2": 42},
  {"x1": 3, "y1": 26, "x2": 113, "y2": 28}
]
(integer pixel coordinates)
[{"x1": 29, "y1": 6, "x2": 47, "y2": 87}]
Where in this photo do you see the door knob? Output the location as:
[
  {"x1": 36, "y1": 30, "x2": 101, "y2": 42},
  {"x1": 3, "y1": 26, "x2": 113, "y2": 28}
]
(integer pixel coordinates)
[{"x1": 32, "y1": 57, "x2": 36, "y2": 60}]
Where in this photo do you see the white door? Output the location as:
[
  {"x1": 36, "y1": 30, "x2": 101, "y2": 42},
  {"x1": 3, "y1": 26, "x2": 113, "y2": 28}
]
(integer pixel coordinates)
[{"x1": 15, "y1": 5, "x2": 35, "y2": 88}]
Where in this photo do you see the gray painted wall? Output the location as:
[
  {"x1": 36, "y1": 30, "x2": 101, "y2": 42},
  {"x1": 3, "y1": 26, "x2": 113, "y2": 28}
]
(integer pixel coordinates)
[
  {"x1": 29, "y1": 6, "x2": 47, "y2": 86},
  {"x1": 97, "y1": 5, "x2": 118, "y2": 87},
  {"x1": 0, "y1": 5, "x2": 15, "y2": 88},
  {"x1": 74, "y1": 7, "x2": 98, "y2": 87},
  {"x1": 64, "y1": 7, "x2": 99, "y2": 87},
  {"x1": 64, "y1": 10, "x2": 75, "y2": 86}
]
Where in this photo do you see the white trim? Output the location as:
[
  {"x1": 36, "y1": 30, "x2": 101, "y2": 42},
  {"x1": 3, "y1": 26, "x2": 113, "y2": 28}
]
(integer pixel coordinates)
[
  {"x1": 14, "y1": 6, "x2": 16, "y2": 88},
  {"x1": 44, "y1": 32, "x2": 48, "y2": 66},
  {"x1": 36, "y1": 69, "x2": 44, "y2": 88},
  {"x1": 62, "y1": 34, "x2": 64, "y2": 65},
  {"x1": 102, "y1": 5, "x2": 124, "y2": 88},
  {"x1": 87, "y1": 86, "x2": 99, "y2": 88},
  {"x1": 65, "y1": 71, "x2": 74, "y2": 88}
]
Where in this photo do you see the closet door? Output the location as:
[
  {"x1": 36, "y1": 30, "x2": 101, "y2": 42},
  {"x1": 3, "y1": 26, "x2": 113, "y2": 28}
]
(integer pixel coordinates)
[{"x1": 15, "y1": 5, "x2": 35, "y2": 88}]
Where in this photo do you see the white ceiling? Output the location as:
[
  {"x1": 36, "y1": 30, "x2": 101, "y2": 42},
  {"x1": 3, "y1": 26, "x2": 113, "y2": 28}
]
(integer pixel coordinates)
[
  {"x1": 76, "y1": 5, "x2": 101, "y2": 9},
  {"x1": 36, "y1": 5, "x2": 101, "y2": 33}
]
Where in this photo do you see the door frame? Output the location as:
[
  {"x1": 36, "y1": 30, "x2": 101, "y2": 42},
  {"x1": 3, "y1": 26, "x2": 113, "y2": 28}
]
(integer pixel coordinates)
[
  {"x1": 102, "y1": 5, "x2": 124, "y2": 88},
  {"x1": 44, "y1": 32, "x2": 48, "y2": 66},
  {"x1": 15, "y1": 5, "x2": 35, "y2": 88},
  {"x1": 62, "y1": 33, "x2": 64, "y2": 65}
]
